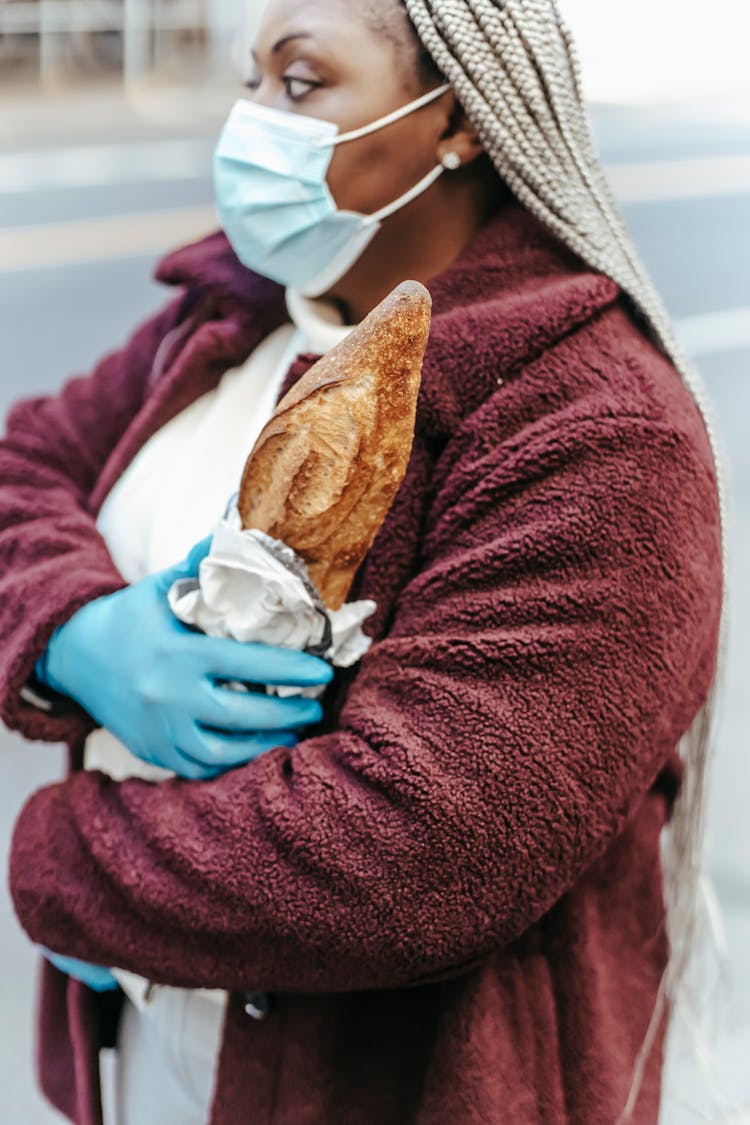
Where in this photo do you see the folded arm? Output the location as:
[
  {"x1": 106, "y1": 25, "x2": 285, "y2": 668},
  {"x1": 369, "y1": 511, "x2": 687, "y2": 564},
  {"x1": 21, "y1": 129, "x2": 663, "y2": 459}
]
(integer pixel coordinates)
[{"x1": 9, "y1": 390, "x2": 722, "y2": 994}]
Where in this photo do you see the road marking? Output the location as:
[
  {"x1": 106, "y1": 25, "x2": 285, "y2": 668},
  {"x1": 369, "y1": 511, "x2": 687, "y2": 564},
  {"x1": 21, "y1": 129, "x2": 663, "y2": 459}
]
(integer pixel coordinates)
[
  {"x1": 0, "y1": 139, "x2": 214, "y2": 193},
  {"x1": 675, "y1": 307, "x2": 750, "y2": 358},
  {"x1": 2, "y1": 142, "x2": 750, "y2": 203},
  {"x1": 605, "y1": 153, "x2": 750, "y2": 203},
  {"x1": 1, "y1": 205, "x2": 748, "y2": 360},
  {"x1": 0, "y1": 206, "x2": 218, "y2": 271}
]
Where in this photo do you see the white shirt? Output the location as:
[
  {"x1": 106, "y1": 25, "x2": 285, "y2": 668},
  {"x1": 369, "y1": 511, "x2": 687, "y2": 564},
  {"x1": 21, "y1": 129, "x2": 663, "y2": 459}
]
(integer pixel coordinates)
[
  {"x1": 87, "y1": 287, "x2": 354, "y2": 1009},
  {"x1": 96, "y1": 287, "x2": 353, "y2": 582}
]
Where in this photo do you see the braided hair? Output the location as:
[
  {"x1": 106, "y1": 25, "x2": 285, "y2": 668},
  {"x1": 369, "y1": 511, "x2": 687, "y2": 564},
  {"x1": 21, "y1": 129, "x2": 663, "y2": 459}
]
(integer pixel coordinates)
[{"x1": 400, "y1": 0, "x2": 730, "y2": 1116}]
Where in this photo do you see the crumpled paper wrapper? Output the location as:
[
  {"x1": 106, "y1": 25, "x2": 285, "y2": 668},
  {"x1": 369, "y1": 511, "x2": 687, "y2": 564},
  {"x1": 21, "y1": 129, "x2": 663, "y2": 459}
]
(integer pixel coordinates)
[{"x1": 168, "y1": 499, "x2": 377, "y2": 697}]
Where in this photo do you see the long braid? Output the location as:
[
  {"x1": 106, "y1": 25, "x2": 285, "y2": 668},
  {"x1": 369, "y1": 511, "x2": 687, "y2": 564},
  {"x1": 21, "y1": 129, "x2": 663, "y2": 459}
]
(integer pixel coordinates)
[{"x1": 403, "y1": 0, "x2": 731, "y2": 1117}]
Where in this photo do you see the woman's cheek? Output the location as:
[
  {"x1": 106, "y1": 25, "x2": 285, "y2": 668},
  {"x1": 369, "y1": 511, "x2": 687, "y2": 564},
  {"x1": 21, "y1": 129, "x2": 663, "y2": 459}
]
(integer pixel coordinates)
[
  {"x1": 326, "y1": 139, "x2": 418, "y2": 215},
  {"x1": 326, "y1": 147, "x2": 382, "y2": 213}
]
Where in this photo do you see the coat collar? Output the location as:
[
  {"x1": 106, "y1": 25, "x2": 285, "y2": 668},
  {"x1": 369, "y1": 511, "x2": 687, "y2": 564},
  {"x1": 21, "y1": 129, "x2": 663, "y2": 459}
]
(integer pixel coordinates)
[
  {"x1": 153, "y1": 197, "x2": 622, "y2": 436},
  {"x1": 154, "y1": 196, "x2": 615, "y2": 325}
]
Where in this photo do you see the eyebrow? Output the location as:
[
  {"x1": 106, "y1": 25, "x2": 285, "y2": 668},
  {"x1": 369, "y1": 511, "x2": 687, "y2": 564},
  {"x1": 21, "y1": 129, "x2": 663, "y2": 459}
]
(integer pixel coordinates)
[{"x1": 250, "y1": 33, "x2": 314, "y2": 61}]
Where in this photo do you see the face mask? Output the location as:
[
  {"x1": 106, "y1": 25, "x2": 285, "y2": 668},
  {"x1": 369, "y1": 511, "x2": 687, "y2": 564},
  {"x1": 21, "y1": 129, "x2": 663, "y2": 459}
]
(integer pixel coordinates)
[{"x1": 213, "y1": 82, "x2": 452, "y2": 297}]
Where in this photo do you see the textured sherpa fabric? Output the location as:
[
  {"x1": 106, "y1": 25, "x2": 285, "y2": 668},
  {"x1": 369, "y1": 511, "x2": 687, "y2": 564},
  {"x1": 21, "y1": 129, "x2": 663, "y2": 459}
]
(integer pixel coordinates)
[{"x1": 2, "y1": 197, "x2": 721, "y2": 1125}]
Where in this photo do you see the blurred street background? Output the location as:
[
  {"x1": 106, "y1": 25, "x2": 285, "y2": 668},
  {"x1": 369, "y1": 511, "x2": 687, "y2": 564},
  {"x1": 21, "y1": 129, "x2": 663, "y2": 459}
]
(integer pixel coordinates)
[{"x1": 1, "y1": 0, "x2": 749, "y2": 1121}]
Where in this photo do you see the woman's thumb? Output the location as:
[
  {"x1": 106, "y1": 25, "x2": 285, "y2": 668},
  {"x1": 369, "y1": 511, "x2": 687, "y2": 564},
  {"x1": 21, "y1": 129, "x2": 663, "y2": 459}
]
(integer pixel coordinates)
[{"x1": 156, "y1": 535, "x2": 213, "y2": 590}]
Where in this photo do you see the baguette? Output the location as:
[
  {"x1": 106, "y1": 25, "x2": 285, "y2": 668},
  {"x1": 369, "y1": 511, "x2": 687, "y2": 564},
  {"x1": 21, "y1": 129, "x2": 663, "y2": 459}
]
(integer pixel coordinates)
[{"x1": 238, "y1": 281, "x2": 432, "y2": 610}]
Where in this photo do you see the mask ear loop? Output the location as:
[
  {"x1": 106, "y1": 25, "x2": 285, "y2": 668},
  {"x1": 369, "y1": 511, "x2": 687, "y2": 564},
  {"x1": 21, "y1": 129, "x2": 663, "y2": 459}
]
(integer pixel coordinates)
[
  {"x1": 366, "y1": 163, "x2": 447, "y2": 224},
  {"x1": 311, "y1": 82, "x2": 452, "y2": 149},
  {"x1": 309, "y1": 81, "x2": 453, "y2": 225}
]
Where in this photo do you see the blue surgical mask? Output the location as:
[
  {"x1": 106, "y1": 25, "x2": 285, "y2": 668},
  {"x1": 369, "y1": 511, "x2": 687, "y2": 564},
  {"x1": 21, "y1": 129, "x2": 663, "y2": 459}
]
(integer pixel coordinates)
[{"x1": 212, "y1": 82, "x2": 452, "y2": 297}]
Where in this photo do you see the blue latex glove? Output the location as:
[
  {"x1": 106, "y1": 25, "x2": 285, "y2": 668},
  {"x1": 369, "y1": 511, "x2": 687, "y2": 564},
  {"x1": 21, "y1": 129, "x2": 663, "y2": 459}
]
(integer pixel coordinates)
[
  {"x1": 39, "y1": 947, "x2": 120, "y2": 992},
  {"x1": 34, "y1": 536, "x2": 333, "y2": 779}
]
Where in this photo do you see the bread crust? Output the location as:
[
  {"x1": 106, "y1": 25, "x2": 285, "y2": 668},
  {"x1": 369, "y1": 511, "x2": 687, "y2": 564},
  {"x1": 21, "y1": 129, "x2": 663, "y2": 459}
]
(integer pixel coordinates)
[{"x1": 238, "y1": 281, "x2": 432, "y2": 610}]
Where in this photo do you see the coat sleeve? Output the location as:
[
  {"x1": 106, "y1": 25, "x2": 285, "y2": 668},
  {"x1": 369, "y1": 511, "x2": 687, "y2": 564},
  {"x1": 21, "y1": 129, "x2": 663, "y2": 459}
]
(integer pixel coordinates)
[
  {"x1": 8, "y1": 371, "x2": 723, "y2": 994},
  {"x1": 0, "y1": 289, "x2": 195, "y2": 745}
]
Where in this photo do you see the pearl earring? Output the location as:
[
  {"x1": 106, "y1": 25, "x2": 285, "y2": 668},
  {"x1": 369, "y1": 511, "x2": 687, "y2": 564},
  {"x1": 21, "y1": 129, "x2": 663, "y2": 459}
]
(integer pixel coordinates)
[{"x1": 441, "y1": 152, "x2": 462, "y2": 170}]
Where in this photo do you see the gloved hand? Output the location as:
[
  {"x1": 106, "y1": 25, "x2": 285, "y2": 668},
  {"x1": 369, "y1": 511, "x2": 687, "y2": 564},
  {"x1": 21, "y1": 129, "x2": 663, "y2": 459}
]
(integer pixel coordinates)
[
  {"x1": 34, "y1": 536, "x2": 333, "y2": 779},
  {"x1": 39, "y1": 947, "x2": 120, "y2": 992}
]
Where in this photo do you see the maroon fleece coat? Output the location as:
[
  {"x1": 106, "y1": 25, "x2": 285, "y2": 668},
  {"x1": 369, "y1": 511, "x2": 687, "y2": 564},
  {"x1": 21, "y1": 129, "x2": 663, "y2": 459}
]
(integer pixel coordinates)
[{"x1": 2, "y1": 198, "x2": 721, "y2": 1125}]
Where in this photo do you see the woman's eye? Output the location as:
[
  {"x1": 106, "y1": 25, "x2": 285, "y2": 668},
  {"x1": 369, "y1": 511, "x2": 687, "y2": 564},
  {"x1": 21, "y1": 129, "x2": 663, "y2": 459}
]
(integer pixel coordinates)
[
  {"x1": 244, "y1": 75, "x2": 261, "y2": 92},
  {"x1": 284, "y1": 76, "x2": 318, "y2": 101}
]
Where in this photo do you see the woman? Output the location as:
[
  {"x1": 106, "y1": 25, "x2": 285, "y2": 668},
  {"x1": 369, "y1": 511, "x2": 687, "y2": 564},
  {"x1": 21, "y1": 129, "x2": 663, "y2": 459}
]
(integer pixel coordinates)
[{"x1": 1, "y1": 0, "x2": 727, "y2": 1123}]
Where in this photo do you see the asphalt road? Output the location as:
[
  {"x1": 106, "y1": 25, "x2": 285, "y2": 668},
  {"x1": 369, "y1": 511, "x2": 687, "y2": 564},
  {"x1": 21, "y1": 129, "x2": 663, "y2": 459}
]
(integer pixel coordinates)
[{"x1": 1, "y1": 91, "x2": 749, "y2": 1123}]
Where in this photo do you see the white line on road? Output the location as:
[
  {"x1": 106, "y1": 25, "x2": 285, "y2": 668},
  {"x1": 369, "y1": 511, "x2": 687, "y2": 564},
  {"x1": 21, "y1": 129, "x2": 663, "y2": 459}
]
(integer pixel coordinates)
[
  {"x1": 0, "y1": 206, "x2": 218, "y2": 271},
  {"x1": 604, "y1": 153, "x2": 750, "y2": 203},
  {"x1": 675, "y1": 307, "x2": 750, "y2": 357},
  {"x1": 2, "y1": 142, "x2": 750, "y2": 203},
  {"x1": 1, "y1": 205, "x2": 748, "y2": 361},
  {"x1": 0, "y1": 139, "x2": 214, "y2": 193}
]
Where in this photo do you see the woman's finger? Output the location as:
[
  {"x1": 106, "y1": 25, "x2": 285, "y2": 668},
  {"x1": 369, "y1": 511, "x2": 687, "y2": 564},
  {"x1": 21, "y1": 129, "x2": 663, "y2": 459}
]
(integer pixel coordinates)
[
  {"x1": 196, "y1": 682, "x2": 323, "y2": 731},
  {"x1": 165, "y1": 748, "x2": 222, "y2": 781},
  {"x1": 192, "y1": 635, "x2": 334, "y2": 687},
  {"x1": 178, "y1": 727, "x2": 299, "y2": 771}
]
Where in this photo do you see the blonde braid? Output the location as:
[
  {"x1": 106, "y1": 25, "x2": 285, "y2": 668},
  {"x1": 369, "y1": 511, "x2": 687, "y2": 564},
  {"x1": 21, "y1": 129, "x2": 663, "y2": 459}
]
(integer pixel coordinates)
[{"x1": 403, "y1": 0, "x2": 731, "y2": 1117}]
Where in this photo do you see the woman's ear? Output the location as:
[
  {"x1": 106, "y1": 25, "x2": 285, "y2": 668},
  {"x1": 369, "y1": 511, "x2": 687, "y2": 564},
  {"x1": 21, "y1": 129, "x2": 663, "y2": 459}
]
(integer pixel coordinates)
[{"x1": 437, "y1": 105, "x2": 485, "y2": 170}]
